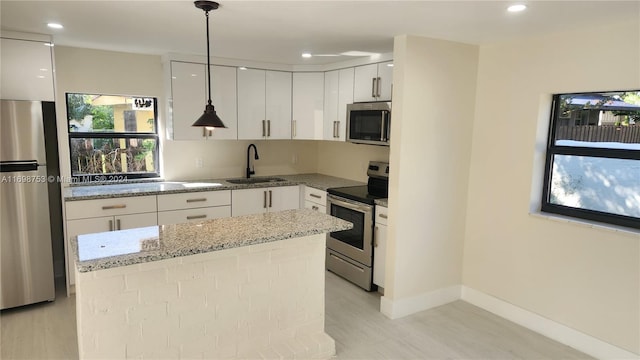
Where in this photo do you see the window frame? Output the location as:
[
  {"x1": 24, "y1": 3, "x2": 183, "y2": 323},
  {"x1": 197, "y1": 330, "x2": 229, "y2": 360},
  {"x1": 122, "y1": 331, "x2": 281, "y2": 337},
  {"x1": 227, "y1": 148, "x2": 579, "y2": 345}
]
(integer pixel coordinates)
[
  {"x1": 541, "y1": 91, "x2": 640, "y2": 230},
  {"x1": 66, "y1": 93, "x2": 161, "y2": 182}
]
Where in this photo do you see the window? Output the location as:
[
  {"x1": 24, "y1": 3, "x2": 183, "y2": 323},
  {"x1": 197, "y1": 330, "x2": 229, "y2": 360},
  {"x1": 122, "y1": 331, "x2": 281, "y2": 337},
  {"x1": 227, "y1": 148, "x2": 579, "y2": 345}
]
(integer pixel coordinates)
[
  {"x1": 542, "y1": 90, "x2": 640, "y2": 229},
  {"x1": 66, "y1": 93, "x2": 160, "y2": 181}
]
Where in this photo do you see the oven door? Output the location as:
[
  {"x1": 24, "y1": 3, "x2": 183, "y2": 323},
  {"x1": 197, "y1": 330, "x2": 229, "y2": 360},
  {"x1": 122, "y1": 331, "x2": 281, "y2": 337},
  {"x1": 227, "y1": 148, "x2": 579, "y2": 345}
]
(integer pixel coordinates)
[{"x1": 326, "y1": 195, "x2": 373, "y2": 266}]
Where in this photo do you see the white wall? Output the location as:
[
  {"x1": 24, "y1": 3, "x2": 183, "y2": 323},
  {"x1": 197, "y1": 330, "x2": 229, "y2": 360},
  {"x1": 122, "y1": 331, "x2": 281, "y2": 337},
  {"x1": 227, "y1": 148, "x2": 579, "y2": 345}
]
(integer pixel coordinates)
[
  {"x1": 316, "y1": 141, "x2": 389, "y2": 182},
  {"x1": 463, "y1": 20, "x2": 640, "y2": 354},
  {"x1": 382, "y1": 35, "x2": 479, "y2": 317}
]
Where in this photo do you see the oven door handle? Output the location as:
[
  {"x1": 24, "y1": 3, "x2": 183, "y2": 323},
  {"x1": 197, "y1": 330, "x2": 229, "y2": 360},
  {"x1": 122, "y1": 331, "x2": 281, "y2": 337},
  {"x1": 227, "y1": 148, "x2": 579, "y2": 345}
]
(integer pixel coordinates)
[{"x1": 328, "y1": 195, "x2": 373, "y2": 214}]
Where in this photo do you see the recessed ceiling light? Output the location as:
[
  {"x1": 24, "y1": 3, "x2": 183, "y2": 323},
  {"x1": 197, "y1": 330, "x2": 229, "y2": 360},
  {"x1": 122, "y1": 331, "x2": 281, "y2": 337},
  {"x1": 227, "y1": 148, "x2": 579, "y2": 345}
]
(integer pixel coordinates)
[
  {"x1": 40, "y1": 68, "x2": 48, "y2": 71},
  {"x1": 238, "y1": 66, "x2": 247, "y2": 70},
  {"x1": 43, "y1": 43, "x2": 54, "y2": 47},
  {"x1": 507, "y1": 4, "x2": 527, "y2": 12},
  {"x1": 301, "y1": 53, "x2": 312, "y2": 58},
  {"x1": 47, "y1": 23, "x2": 63, "y2": 29},
  {"x1": 37, "y1": 75, "x2": 45, "y2": 79},
  {"x1": 387, "y1": 63, "x2": 394, "y2": 67}
]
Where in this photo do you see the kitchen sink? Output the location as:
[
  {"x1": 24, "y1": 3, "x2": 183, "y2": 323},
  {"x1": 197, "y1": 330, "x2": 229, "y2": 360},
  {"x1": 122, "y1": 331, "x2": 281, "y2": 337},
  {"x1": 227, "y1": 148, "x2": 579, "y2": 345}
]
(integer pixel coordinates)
[{"x1": 225, "y1": 177, "x2": 288, "y2": 184}]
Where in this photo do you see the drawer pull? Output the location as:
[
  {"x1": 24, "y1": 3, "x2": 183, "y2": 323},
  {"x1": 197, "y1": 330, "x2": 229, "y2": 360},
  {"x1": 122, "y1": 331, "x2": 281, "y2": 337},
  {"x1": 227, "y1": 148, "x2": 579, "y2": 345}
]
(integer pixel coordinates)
[
  {"x1": 379, "y1": 213, "x2": 388, "y2": 219},
  {"x1": 108, "y1": 219, "x2": 114, "y2": 231},
  {"x1": 312, "y1": 205, "x2": 319, "y2": 211},
  {"x1": 102, "y1": 204, "x2": 126, "y2": 210},
  {"x1": 186, "y1": 198, "x2": 207, "y2": 203},
  {"x1": 187, "y1": 215, "x2": 207, "y2": 220},
  {"x1": 310, "y1": 193, "x2": 322, "y2": 199}
]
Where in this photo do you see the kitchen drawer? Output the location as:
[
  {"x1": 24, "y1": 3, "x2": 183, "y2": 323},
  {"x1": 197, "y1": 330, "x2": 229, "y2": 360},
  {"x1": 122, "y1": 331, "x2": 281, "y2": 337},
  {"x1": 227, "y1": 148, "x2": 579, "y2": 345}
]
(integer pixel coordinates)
[
  {"x1": 157, "y1": 190, "x2": 231, "y2": 211},
  {"x1": 158, "y1": 206, "x2": 231, "y2": 225},
  {"x1": 304, "y1": 186, "x2": 326, "y2": 206},
  {"x1": 65, "y1": 195, "x2": 157, "y2": 220},
  {"x1": 304, "y1": 201, "x2": 326, "y2": 213},
  {"x1": 375, "y1": 205, "x2": 388, "y2": 225}
]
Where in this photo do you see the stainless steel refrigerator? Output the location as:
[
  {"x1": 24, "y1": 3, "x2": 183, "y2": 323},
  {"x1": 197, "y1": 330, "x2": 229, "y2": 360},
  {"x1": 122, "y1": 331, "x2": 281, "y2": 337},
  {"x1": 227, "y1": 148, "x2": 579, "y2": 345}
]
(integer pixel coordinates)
[{"x1": 1, "y1": 100, "x2": 58, "y2": 310}]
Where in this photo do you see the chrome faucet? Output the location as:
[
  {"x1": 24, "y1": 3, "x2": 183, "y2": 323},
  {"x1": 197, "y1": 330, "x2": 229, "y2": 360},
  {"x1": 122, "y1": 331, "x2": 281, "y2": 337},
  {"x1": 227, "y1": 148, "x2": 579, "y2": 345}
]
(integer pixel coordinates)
[{"x1": 246, "y1": 144, "x2": 259, "y2": 178}]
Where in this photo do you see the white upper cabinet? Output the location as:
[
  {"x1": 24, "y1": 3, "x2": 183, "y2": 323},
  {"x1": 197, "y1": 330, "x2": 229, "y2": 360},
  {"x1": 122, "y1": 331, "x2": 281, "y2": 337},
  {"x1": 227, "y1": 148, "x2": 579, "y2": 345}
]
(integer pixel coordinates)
[
  {"x1": 208, "y1": 65, "x2": 238, "y2": 140},
  {"x1": 170, "y1": 61, "x2": 237, "y2": 140},
  {"x1": 292, "y1": 72, "x2": 324, "y2": 140},
  {"x1": 353, "y1": 61, "x2": 393, "y2": 102},
  {"x1": 0, "y1": 38, "x2": 54, "y2": 101},
  {"x1": 323, "y1": 68, "x2": 354, "y2": 141},
  {"x1": 238, "y1": 68, "x2": 292, "y2": 140}
]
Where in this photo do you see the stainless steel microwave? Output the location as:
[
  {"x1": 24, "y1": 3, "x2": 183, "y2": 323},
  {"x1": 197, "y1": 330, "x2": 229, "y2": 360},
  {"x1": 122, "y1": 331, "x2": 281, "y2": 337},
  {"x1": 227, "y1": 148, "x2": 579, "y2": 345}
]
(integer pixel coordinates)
[{"x1": 346, "y1": 102, "x2": 391, "y2": 146}]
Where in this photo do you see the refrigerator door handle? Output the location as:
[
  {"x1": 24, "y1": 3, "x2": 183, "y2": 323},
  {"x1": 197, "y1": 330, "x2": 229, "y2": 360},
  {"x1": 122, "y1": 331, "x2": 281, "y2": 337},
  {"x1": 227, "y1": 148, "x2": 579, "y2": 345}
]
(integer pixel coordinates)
[{"x1": 0, "y1": 160, "x2": 39, "y2": 172}]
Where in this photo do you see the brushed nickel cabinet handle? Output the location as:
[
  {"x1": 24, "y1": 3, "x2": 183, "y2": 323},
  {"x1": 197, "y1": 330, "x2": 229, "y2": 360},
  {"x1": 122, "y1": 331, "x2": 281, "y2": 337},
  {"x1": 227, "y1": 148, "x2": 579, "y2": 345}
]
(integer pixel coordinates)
[
  {"x1": 371, "y1": 77, "x2": 376, "y2": 98},
  {"x1": 262, "y1": 120, "x2": 266, "y2": 137},
  {"x1": 379, "y1": 213, "x2": 388, "y2": 219},
  {"x1": 187, "y1": 215, "x2": 207, "y2": 220},
  {"x1": 208, "y1": 129, "x2": 213, "y2": 137},
  {"x1": 116, "y1": 219, "x2": 121, "y2": 230},
  {"x1": 102, "y1": 204, "x2": 126, "y2": 210},
  {"x1": 312, "y1": 205, "x2": 319, "y2": 211},
  {"x1": 335, "y1": 121, "x2": 340, "y2": 138},
  {"x1": 108, "y1": 219, "x2": 113, "y2": 231},
  {"x1": 202, "y1": 127, "x2": 207, "y2": 138},
  {"x1": 267, "y1": 120, "x2": 271, "y2": 137},
  {"x1": 269, "y1": 190, "x2": 273, "y2": 208},
  {"x1": 376, "y1": 76, "x2": 382, "y2": 97},
  {"x1": 292, "y1": 120, "x2": 297, "y2": 138},
  {"x1": 186, "y1": 198, "x2": 207, "y2": 203},
  {"x1": 310, "y1": 193, "x2": 322, "y2": 199},
  {"x1": 263, "y1": 190, "x2": 267, "y2": 208}
]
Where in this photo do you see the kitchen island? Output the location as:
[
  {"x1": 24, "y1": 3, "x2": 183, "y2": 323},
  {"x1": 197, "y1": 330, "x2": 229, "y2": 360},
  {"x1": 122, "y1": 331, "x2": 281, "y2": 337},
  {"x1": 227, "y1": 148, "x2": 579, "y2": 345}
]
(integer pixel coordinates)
[{"x1": 73, "y1": 209, "x2": 351, "y2": 359}]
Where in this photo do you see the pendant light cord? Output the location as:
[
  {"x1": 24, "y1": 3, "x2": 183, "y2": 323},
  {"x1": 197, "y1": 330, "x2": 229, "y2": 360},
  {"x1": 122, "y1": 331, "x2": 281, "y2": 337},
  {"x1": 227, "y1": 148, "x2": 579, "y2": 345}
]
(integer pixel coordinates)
[{"x1": 205, "y1": 10, "x2": 212, "y2": 106}]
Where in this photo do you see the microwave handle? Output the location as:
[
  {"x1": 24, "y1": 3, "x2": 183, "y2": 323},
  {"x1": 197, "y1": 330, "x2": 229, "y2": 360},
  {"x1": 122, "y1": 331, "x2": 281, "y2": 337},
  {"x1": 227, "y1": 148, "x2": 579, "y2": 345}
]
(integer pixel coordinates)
[{"x1": 380, "y1": 111, "x2": 387, "y2": 141}]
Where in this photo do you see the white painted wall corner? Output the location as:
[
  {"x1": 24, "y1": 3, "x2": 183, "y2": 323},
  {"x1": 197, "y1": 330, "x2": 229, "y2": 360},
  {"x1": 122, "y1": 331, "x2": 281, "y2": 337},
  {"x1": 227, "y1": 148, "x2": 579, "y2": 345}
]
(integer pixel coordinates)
[{"x1": 380, "y1": 285, "x2": 462, "y2": 320}]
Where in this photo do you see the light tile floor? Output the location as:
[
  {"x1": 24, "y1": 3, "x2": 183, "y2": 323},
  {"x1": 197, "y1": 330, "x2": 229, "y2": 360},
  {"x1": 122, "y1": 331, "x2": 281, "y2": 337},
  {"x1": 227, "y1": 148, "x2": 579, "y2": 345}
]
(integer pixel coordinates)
[{"x1": 1, "y1": 272, "x2": 592, "y2": 359}]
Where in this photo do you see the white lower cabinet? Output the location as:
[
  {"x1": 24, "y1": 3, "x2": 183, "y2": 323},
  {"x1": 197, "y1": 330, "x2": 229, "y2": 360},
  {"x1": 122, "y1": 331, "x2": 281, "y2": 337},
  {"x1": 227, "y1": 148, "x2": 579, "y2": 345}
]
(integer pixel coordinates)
[
  {"x1": 373, "y1": 205, "x2": 388, "y2": 288},
  {"x1": 304, "y1": 186, "x2": 327, "y2": 213},
  {"x1": 231, "y1": 186, "x2": 300, "y2": 217},
  {"x1": 65, "y1": 211, "x2": 157, "y2": 288},
  {"x1": 157, "y1": 190, "x2": 231, "y2": 225}
]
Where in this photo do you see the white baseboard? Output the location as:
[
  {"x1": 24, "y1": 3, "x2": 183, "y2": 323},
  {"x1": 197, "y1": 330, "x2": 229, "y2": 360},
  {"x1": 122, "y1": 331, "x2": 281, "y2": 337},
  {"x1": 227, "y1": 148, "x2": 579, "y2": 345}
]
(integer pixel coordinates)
[
  {"x1": 461, "y1": 286, "x2": 639, "y2": 360},
  {"x1": 380, "y1": 285, "x2": 461, "y2": 319}
]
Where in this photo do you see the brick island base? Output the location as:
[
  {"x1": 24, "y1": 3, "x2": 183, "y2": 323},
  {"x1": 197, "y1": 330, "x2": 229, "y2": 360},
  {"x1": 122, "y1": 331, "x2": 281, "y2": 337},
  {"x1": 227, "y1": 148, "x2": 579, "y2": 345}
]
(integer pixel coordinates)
[{"x1": 75, "y1": 234, "x2": 335, "y2": 359}]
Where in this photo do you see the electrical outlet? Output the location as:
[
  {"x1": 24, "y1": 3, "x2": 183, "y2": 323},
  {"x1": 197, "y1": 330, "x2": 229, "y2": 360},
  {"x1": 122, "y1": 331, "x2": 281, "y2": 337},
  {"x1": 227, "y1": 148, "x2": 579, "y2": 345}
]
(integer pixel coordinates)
[{"x1": 195, "y1": 157, "x2": 203, "y2": 168}]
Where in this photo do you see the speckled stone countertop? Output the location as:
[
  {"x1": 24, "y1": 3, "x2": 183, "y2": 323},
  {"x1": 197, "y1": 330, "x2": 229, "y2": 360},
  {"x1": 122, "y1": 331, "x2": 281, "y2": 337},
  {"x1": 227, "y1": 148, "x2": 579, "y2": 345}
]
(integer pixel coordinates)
[
  {"x1": 375, "y1": 199, "x2": 388, "y2": 207},
  {"x1": 63, "y1": 173, "x2": 364, "y2": 201},
  {"x1": 73, "y1": 208, "x2": 352, "y2": 272}
]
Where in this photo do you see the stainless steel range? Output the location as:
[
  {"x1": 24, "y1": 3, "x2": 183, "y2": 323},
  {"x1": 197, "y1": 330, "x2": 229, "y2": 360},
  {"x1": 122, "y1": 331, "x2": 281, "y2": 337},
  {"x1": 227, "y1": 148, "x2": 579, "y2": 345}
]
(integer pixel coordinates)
[{"x1": 326, "y1": 161, "x2": 389, "y2": 291}]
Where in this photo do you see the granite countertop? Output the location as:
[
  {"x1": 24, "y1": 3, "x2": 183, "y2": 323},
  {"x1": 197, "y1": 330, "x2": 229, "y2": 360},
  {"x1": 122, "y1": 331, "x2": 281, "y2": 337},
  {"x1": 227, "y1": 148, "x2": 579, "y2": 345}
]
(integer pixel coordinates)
[
  {"x1": 74, "y1": 208, "x2": 352, "y2": 272},
  {"x1": 375, "y1": 199, "x2": 388, "y2": 207},
  {"x1": 63, "y1": 173, "x2": 365, "y2": 201}
]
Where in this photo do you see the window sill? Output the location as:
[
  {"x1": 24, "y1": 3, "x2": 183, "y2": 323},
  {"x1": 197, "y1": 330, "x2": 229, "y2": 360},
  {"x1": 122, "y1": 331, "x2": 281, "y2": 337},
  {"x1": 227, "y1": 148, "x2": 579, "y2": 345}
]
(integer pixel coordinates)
[{"x1": 529, "y1": 211, "x2": 640, "y2": 238}]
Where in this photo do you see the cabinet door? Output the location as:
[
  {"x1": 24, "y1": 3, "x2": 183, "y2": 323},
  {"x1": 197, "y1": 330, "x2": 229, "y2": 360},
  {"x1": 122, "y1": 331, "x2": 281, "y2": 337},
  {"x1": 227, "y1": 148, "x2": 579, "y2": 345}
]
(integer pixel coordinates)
[
  {"x1": 376, "y1": 61, "x2": 394, "y2": 101},
  {"x1": 323, "y1": 70, "x2": 339, "y2": 140},
  {"x1": 171, "y1": 61, "x2": 207, "y2": 140},
  {"x1": 268, "y1": 186, "x2": 300, "y2": 213},
  {"x1": 0, "y1": 38, "x2": 54, "y2": 101},
  {"x1": 373, "y1": 223, "x2": 387, "y2": 288},
  {"x1": 231, "y1": 188, "x2": 268, "y2": 217},
  {"x1": 292, "y1": 72, "x2": 324, "y2": 140},
  {"x1": 336, "y1": 68, "x2": 354, "y2": 141},
  {"x1": 115, "y1": 212, "x2": 158, "y2": 230},
  {"x1": 353, "y1": 63, "x2": 378, "y2": 102},
  {"x1": 238, "y1": 68, "x2": 266, "y2": 140},
  {"x1": 208, "y1": 65, "x2": 238, "y2": 140},
  {"x1": 265, "y1": 71, "x2": 292, "y2": 140},
  {"x1": 304, "y1": 201, "x2": 326, "y2": 214},
  {"x1": 66, "y1": 217, "x2": 113, "y2": 287}
]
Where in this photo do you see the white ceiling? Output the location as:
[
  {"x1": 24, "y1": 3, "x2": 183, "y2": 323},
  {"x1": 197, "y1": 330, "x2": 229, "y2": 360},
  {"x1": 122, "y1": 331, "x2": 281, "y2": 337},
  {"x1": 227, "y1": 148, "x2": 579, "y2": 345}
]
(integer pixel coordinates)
[{"x1": 1, "y1": 0, "x2": 638, "y2": 65}]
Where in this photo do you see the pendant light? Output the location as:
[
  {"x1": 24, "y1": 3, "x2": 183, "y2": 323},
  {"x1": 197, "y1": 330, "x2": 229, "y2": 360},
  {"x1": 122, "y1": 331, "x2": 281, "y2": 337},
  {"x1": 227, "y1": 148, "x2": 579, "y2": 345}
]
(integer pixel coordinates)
[{"x1": 192, "y1": 1, "x2": 226, "y2": 128}]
